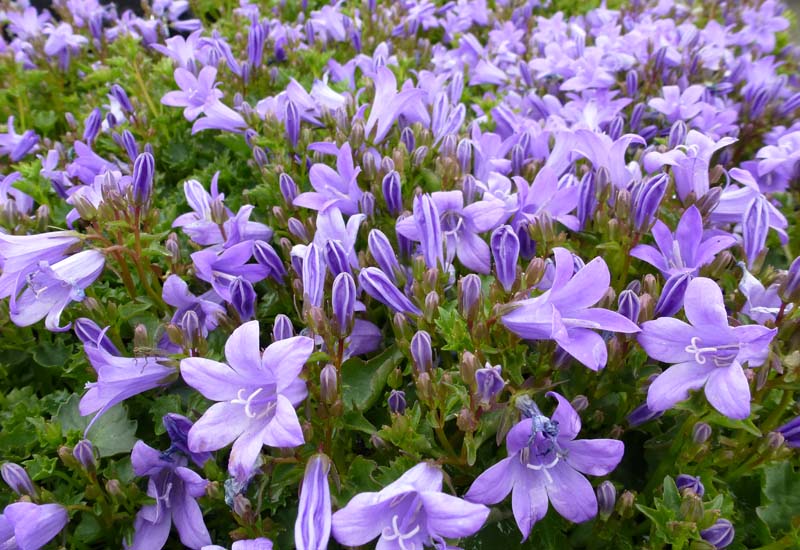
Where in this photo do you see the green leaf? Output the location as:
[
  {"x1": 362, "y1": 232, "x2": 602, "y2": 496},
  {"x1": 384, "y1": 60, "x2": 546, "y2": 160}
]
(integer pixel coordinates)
[
  {"x1": 341, "y1": 346, "x2": 403, "y2": 411},
  {"x1": 32, "y1": 339, "x2": 72, "y2": 369},
  {"x1": 341, "y1": 410, "x2": 377, "y2": 435},
  {"x1": 663, "y1": 476, "x2": 681, "y2": 511},
  {"x1": 756, "y1": 462, "x2": 800, "y2": 533},
  {"x1": 704, "y1": 411, "x2": 762, "y2": 437},
  {"x1": 56, "y1": 394, "x2": 138, "y2": 457}
]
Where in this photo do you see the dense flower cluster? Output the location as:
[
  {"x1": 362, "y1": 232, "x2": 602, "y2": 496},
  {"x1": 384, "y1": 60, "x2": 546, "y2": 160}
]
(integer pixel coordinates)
[{"x1": 0, "y1": 0, "x2": 799, "y2": 548}]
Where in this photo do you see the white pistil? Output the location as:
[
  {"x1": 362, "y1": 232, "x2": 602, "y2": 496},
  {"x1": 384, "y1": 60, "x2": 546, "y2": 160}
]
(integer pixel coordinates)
[{"x1": 382, "y1": 514, "x2": 421, "y2": 550}]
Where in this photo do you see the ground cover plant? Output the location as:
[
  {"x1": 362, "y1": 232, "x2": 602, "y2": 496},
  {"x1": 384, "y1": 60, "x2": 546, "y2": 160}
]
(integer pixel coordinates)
[{"x1": 0, "y1": 0, "x2": 799, "y2": 548}]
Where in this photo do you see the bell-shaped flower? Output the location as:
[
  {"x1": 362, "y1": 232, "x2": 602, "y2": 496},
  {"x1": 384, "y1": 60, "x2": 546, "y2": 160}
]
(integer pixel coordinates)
[
  {"x1": 294, "y1": 143, "x2": 363, "y2": 215},
  {"x1": 10, "y1": 249, "x2": 105, "y2": 331},
  {"x1": 191, "y1": 241, "x2": 272, "y2": 302},
  {"x1": 181, "y1": 321, "x2": 313, "y2": 480},
  {"x1": 546, "y1": 129, "x2": 644, "y2": 189},
  {"x1": 332, "y1": 462, "x2": 489, "y2": 549},
  {"x1": 0, "y1": 502, "x2": 69, "y2": 550},
  {"x1": 639, "y1": 277, "x2": 777, "y2": 419},
  {"x1": 466, "y1": 393, "x2": 624, "y2": 540},
  {"x1": 126, "y1": 440, "x2": 211, "y2": 550},
  {"x1": 0, "y1": 230, "x2": 80, "y2": 299},
  {"x1": 630, "y1": 205, "x2": 736, "y2": 278},
  {"x1": 502, "y1": 248, "x2": 640, "y2": 370}
]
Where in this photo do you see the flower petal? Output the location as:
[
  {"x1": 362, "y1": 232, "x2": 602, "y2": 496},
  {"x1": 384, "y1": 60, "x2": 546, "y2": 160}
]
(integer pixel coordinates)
[
  {"x1": 261, "y1": 336, "x2": 314, "y2": 392},
  {"x1": 511, "y1": 468, "x2": 548, "y2": 541},
  {"x1": 172, "y1": 491, "x2": 212, "y2": 549},
  {"x1": 638, "y1": 317, "x2": 695, "y2": 363},
  {"x1": 545, "y1": 462, "x2": 597, "y2": 523},
  {"x1": 547, "y1": 391, "x2": 582, "y2": 441},
  {"x1": 705, "y1": 364, "x2": 751, "y2": 420},
  {"x1": 262, "y1": 394, "x2": 304, "y2": 448},
  {"x1": 180, "y1": 357, "x2": 248, "y2": 401},
  {"x1": 225, "y1": 320, "x2": 264, "y2": 378},
  {"x1": 563, "y1": 439, "x2": 624, "y2": 476},
  {"x1": 465, "y1": 457, "x2": 515, "y2": 504},
  {"x1": 555, "y1": 328, "x2": 608, "y2": 371},
  {"x1": 188, "y1": 401, "x2": 250, "y2": 452},
  {"x1": 419, "y1": 491, "x2": 489, "y2": 538},
  {"x1": 647, "y1": 361, "x2": 714, "y2": 412},
  {"x1": 684, "y1": 277, "x2": 728, "y2": 328}
]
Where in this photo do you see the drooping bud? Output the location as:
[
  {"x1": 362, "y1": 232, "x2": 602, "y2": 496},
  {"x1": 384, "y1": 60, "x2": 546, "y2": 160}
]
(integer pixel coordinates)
[
  {"x1": 491, "y1": 225, "x2": 520, "y2": 291},
  {"x1": 1, "y1": 463, "x2": 35, "y2": 496},
  {"x1": 410, "y1": 330, "x2": 433, "y2": 373},
  {"x1": 368, "y1": 229, "x2": 401, "y2": 283},
  {"x1": 273, "y1": 314, "x2": 294, "y2": 341},
  {"x1": 388, "y1": 390, "x2": 407, "y2": 414},
  {"x1": 359, "y1": 267, "x2": 421, "y2": 316},
  {"x1": 230, "y1": 277, "x2": 257, "y2": 321},
  {"x1": 331, "y1": 272, "x2": 356, "y2": 335},
  {"x1": 132, "y1": 152, "x2": 155, "y2": 206}
]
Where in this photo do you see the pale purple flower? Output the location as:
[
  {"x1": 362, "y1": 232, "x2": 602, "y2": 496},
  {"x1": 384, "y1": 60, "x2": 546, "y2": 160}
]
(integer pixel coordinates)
[
  {"x1": 126, "y1": 440, "x2": 211, "y2": 550},
  {"x1": 738, "y1": 264, "x2": 788, "y2": 324},
  {"x1": 466, "y1": 392, "x2": 624, "y2": 540},
  {"x1": 192, "y1": 101, "x2": 248, "y2": 135},
  {"x1": 332, "y1": 462, "x2": 489, "y2": 549},
  {"x1": 295, "y1": 454, "x2": 332, "y2": 550},
  {"x1": 0, "y1": 502, "x2": 68, "y2": 550},
  {"x1": 776, "y1": 416, "x2": 800, "y2": 448},
  {"x1": 151, "y1": 30, "x2": 204, "y2": 69},
  {"x1": 648, "y1": 85, "x2": 706, "y2": 123},
  {"x1": 181, "y1": 321, "x2": 313, "y2": 480},
  {"x1": 0, "y1": 116, "x2": 39, "y2": 161},
  {"x1": 10, "y1": 249, "x2": 105, "y2": 332},
  {"x1": 364, "y1": 66, "x2": 427, "y2": 144},
  {"x1": 202, "y1": 540, "x2": 273, "y2": 550},
  {"x1": 6, "y1": 7, "x2": 50, "y2": 40},
  {"x1": 512, "y1": 167, "x2": 580, "y2": 231},
  {"x1": 161, "y1": 67, "x2": 224, "y2": 121},
  {"x1": 0, "y1": 230, "x2": 79, "y2": 299},
  {"x1": 396, "y1": 191, "x2": 507, "y2": 273},
  {"x1": 79, "y1": 336, "x2": 176, "y2": 431},
  {"x1": 293, "y1": 143, "x2": 363, "y2": 215},
  {"x1": 502, "y1": 248, "x2": 640, "y2": 370},
  {"x1": 191, "y1": 241, "x2": 272, "y2": 301},
  {"x1": 639, "y1": 277, "x2": 777, "y2": 419},
  {"x1": 163, "y1": 275, "x2": 225, "y2": 336},
  {"x1": 630, "y1": 205, "x2": 736, "y2": 278}
]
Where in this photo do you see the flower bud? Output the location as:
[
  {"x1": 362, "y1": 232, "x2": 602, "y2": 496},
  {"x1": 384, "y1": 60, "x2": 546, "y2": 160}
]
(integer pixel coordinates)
[
  {"x1": 165, "y1": 232, "x2": 180, "y2": 263},
  {"x1": 253, "y1": 146, "x2": 268, "y2": 168},
  {"x1": 230, "y1": 277, "x2": 256, "y2": 321},
  {"x1": 302, "y1": 244, "x2": 326, "y2": 308},
  {"x1": 410, "y1": 330, "x2": 433, "y2": 373},
  {"x1": 627, "y1": 402, "x2": 663, "y2": 427},
  {"x1": 701, "y1": 519, "x2": 734, "y2": 549},
  {"x1": 491, "y1": 225, "x2": 520, "y2": 292},
  {"x1": 668, "y1": 120, "x2": 687, "y2": 148},
  {"x1": 320, "y1": 364, "x2": 338, "y2": 405},
  {"x1": 279, "y1": 173, "x2": 298, "y2": 206},
  {"x1": 134, "y1": 323, "x2": 149, "y2": 350},
  {"x1": 368, "y1": 229, "x2": 401, "y2": 283},
  {"x1": 110, "y1": 84, "x2": 134, "y2": 113},
  {"x1": 359, "y1": 267, "x2": 421, "y2": 316},
  {"x1": 72, "y1": 440, "x2": 96, "y2": 470},
  {"x1": 331, "y1": 272, "x2": 356, "y2": 335},
  {"x1": 324, "y1": 241, "x2": 351, "y2": 276},
  {"x1": 285, "y1": 100, "x2": 300, "y2": 148},
  {"x1": 181, "y1": 310, "x2": 201, "y2": 349},
  {"x1": 779, "y1": 256, "x2": 800, "y2": 303},
  {"x1": 571, "y1": 395, "x2": 589, "y2": 412},
  {"x1": 424, "y1": 291, "x2": 439, "y2": 322},
  {"x1": 597, "y1": 481, "x2": 616, "y2": 519},
  {"x1": 458, "y1": 274, "x2": 482, "y2": 320},
  {"x1": 474, "y1": 363, "x2": 505, "y2": 404},
  {"x1": 106, "y1": 479, "x2": 123, "y2": 497},
  {"x1": 626, "y1": 69, "x2": 638, "y2": 96},
  {"x1": 388, "y1": 390, "x2": 406, "y2": 414},
  {"x1": 254, "y1": 240, "x2": 287, "y2": 281},
  {"x1": 457, "y1": 138, "x2": 472, "y2": 173},
  {"x1": 767, "y1": 431, "x2": 785, "y2": 449},
  {"x1": 295, "y1": 454, "x2": 332, "y2": 550},
  {"x1": 289, "y1": 217, "x2": 310, "y2": 242},
  {"x1": 382, "y1": 171, "x2": 403, "y2": 216},
  {"x1": 617, "y1": 289, "x2": 641, "y2": 323},
  {"x1": 1, "y1": 463, "x2": 35, "y2": 496},
  {"x1": 616, "y1": 490, "x2": 636, "y2": 518},
  {"x1": 676, "y1": 474, "x2": 705, "y2": 497},
  {"x1": 655, "y1": 272, "x2": 691, "y2": 317},
  {"x1": 631, "y1": 173, "x2": 669, "y2": 232},
  {"x1": 692, "y1": 422, "x2": 712, "y2": 444},
  {"x1": 273, "y1": 314, "x2": 294, "y2": 341},
  {"x1": 680, "y1": 491, "x2": 704, "y2": 523},
  {"x1": 361, "y1": 191, "x2": 376, "y2": 217},
  {"x1": 743, "y1": 196, "x2": 769, "y2": 268},
  {"x1": 83, "y1": 108, "x2": 102, "y2": 143},
  {"x1": 400, "y1": 127, "x2": 415, "y2": 152},
  {"x1": 132, "y1": 152, "x2": 155, "y2": 207}
]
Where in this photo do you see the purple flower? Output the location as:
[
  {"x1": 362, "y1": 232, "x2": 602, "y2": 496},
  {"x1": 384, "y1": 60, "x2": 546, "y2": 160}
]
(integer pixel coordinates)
[
  {"x1": 332, "y1": 462, "x2": 489, "y2": 548},
  {"x1": 0, "y1": 116, "x2": 40, "y2": 161},
  {"x1": 163, "y1": 413, "x2": 213, "y2": 468},
  {"x1": 162, "y1": 275, "x2": 225, "y2": 337},
  {"x1": 475, "y1": 363, "x2": 505, "y2": 404},
  {"x1": 491, "y1": 225, "x2": 520, "y2": 291},
  {"x1": 648, "y1": 85, "x2": 706, "y2": 123},
  {"x1": 10, "y1": 249, "x2": 105, "y2": 332},
  {"x1": 126, "y1": 440, "x2": 211, "y2": 550},
  {"x1": 397, "y1": 191, "x2": 507, "y2": 274},
  {"x1": 502, "y1": 248, "x2": 640, "y2": 370},
  {"x1": 191, "y1": 100, "x2": 248, "y2": 135},
  {"x1": 639, "y1": 277, "x2": 777, "y2": 419},
  {"x1": 181, "y1": 321, "x2": 313, "y2": 480},
  {"x1": 631, "y1": 206, "x2": 736, "y2": 278},
  {"x1": 293, "y1": 143, "x2": 363, "y2": 215},
  {"x1": 776, "y1": 416, "x2": 800, "y2": 448},
  {"x1": 161, "y1": 67, "x2": 224, "y2": 121},
  {"x1": 364, "y1": 67, "x2": 427, "y2": 144},
  {"x1": 466, "y1": 392, "x2": 624, "y2": 540},
  {"x1": 79, "y1": 338, "x2": 176, "y2": 431},
  {"x1": 0, "y1": 230, "x2": 79, "y2": 299},
  {"x1": 742, "y1": 196, "x2": 770, "y2": 268},
  {"x1": 191, "y1": 241, "x2": 272, "y2": 302},
  {"x1": 202, "y1": 540, "x2": 273, "y2": 550},
  {"x1": 359, "y1": 267, "x2": 421, "y2": 317},
  {"x1": 547, "y1": 130, "x2": 644, "y2": 190},
  {"x1": 738, "y1": 264, "x2": 787, "y2": 324},
  {"x1": 1, "y1": 463, "x2": 35, "y2": 497},
  {"x1": 295, "y1": 454, "x2": 332, "y2": 550},
  {"x1": 0, "y1": 502, "x2": 69, "y2": 550},
  {"x1": 151, "y1": 30, "x2": 204, "y2": 69},
  {"x1": 701, "y1": 518, "x2": 734, "y2": 549},
  {"x1": 512, "y1": 167, "x2": 580, "y2": 230}
]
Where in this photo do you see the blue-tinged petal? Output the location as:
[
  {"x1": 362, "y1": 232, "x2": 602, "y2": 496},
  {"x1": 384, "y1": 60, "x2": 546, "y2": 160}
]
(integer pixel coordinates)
[
  {"x1": 511, "y1": 468, "x2": 548, "y2": 541},
  {"x1": 131, "y1": 441, "x2": 165, "y2": 477},
  {"x1": 5, "y1": 502, "x2": 68, "y2": 550},
  {"x1": 563, "y1": 439, "x2": 624, "y2": 476},
  {"x1": 551, "y1": 256, "x2": 609, "y2": 310},
  {"x1": 262, "y1": 394, "x2": 304, "y2": 448},
  {"x1": 464, "y1": 198, "x2": 508, "y2": 233},
  {"x1": 229, "y1": 425, "x2": 267, "y2": 481},
  {"x1": 389, "y1": 462, "x2": 443, "y2": 494},
  {"x1": 331, "y1": 492, "x2": 393, "y2": 546},
  {"x1": 733, "y1": 325, "x2": 776, "y2": 366},
  {"x1": 564, "y1": 308, "x2": 640, "y2": 333},
  {"x1": 646, "y1": 361, "x2": 714, "y2": 412},
  {"x1": 172, "y1": 489, "x2": 212, "y2": 550},
  {"x1": 128, "y1": 505, "x2": 172, "y2": 550},
  {"x1": 420, "y1": 492, "x2": 489, "y2": 539},
  {"x1": 455, "y1": 231, "x2": 491, "y2": 274},
  {"x1": 465, "y1": 457, "x2": 515, "y2": 504},
  {"x1": 705, "y1": 364, "x2": 751, "y2": 420},
  {"x1": 188, "y1": 402, "x2": 250, "y2": 453},
  {"x1": 261, "y1": 336, "x2": 314, "y2": 392},
  {"x1": 638, "y1": 317, "x2": 695, "y2": 363},
  {"x1": 180, "y1": 357, "x2": 249, "y2": 401},
  {"x1": 676, "y1": 206, "x2": 703, "y2": 266},
  {"x1": 684, "y1": 277, "x2": 728, "y2": 328},
  {"x1": 555, "y1": 328, "x2": 608, "y2": 370},
  {"x1": 549, "y1": 247, "x2": 575, "y2": 292},
  {"x1": 545, "y1": 462, "x2": 597, "y2": 523},
  {"x1": 507, "y1": 419, "x2": 533, "y2": 454},
  {"x1": 292, "y1": 192, "x2": 330, "y2": 211},
  {"x1": 547, "y1": 391, "x2": 582, "y2": 441},
  {"x1": 175, "y1": 467, "x2": 208, "y2": 498},
  {"x1": 630, "y1": 243, "x2": 669, "y2": 274},
  {"x1": 501, "y1": 298, "x2": 555, "y2": 341}
]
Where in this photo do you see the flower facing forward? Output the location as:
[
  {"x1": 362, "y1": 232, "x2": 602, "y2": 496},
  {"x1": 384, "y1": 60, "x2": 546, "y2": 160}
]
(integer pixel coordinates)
[
  {"x1": 639, "y1": 277, "x2": 776, "y2": 419},
  {"x1": 465, "y1": 393, "x2": 624, "y2": 540},
  {"x1": 501, "y1": 247, "x2": 640, "y2": 370},
  {"x1": 332, "y1": 462, "x2": 489, "y2": 549},
  {"x1": 181, "y1": 321, "x2": 313, "y2": 480}
]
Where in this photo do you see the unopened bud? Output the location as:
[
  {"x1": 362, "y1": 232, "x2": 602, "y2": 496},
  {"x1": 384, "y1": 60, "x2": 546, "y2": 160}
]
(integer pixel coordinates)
[
  {"x1": 388, "y1": 390, "x2": 406, "y2": 414},
  {"x1": 320, "y1": 364, "x2": 338, "y2": 405},
  {"x1": 1, "y1": 463, "x2": 35, "y2": 496},
  {"x1": 597, "y1": 481, "x2": 616, "y2": 519},
  {"x1": 73, "y1": 440, "x2": 96, "y2": 470},
  {"x1": 692, "y1": 422, "x2": 712, "y2": 444}
]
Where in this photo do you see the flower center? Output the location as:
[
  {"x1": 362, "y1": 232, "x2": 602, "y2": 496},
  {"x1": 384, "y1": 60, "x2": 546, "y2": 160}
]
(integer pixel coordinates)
[
  {"x1": 440, "y1": 210, "x2": 464, "y2": 235},
  {"x1": 382, "y1": 515, "x2": 421, "y2": 550},
  {"x1": 684, "y1": 336, "x2": 739, "y2": 367},
  {"x1": 231, "y1": 388, "x2": 276, "y2": 419},
  {"x1": 382, "y1": 494, "x2": 423, "y2": 550},
  {"x1": 669, "y1": 240, "x2": 685, "y2": 269}
]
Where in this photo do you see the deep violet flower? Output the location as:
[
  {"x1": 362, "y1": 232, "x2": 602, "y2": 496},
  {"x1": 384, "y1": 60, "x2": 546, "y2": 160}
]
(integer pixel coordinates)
[
  {"x1": 502, "y1": 247, "x2": 640, "y2": 370},
  {"x1": 295, "y1": 454, "x2": 332, "y2": 550},
  {"x1": 293, "y1": 143, "x2": 363, "y2": 215},
  {"x1": 332, "y1": 462, "x2": 489, "y2": 549},
  {"x1": 630, "y1": 205, "x2": 736, "y2": 278},
  {"x1": 396, "y1": 191, "x2": 507, "y2": 273},
  {"x1": 126, "y1": 440, "x2": 211, "y2": 550},
  {"x1": 466, "y1": 393, "x2": 624, "y2": 540},
  {"x1": 181, "y1": 321, "x2": 313, "y2": 480},
  {"x1": 0, "y1": 502, "x2": 69, "y2": 550},
  {"x1": 639, "y1": 277, "x2": 776, "y2": 419}
]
